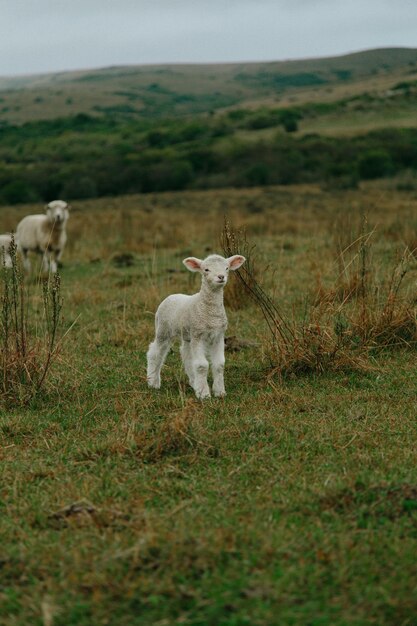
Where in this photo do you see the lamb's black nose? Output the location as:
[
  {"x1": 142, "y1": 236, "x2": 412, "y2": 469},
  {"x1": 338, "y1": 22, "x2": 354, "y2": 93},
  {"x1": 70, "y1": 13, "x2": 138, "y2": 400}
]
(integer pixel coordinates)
[{"x1": 218, "y1": 275, "x2": 224, "y2": 280}]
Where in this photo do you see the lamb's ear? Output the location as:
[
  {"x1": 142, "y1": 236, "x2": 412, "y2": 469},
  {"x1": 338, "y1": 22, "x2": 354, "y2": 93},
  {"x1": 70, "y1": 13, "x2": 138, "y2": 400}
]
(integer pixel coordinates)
[
  {"x1": 183, "y1": 257, "x2": 203, "y2": 272},
  {"x1": 227, "y1": 255, "x2": 246, "y2": 270}
]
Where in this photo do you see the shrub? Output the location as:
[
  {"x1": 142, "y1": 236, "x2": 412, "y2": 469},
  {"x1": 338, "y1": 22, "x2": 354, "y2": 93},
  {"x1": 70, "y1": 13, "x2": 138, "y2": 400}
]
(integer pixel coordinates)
[
  {"x1": 244, "y1": 111, "x2": 281, "y2": 130},
  {"x1": 61, "y1": 175, "x2": 98, "y2": 199},
  {"x1": 242, "y1": 163, "x2": 270, "y2": 186},
  {"x1": 279, "y1": 110, "x2": 301, "y2": 133},
  {"x1": 0, "y1": 180, "x2": 38, "y2": 204},
  {"x1": 142, "y1": 159, "x2": 194, "y2": 192},
  {"x1": 227, "y1": 109, "x2": 249, "y2": 121},
  {"x1": 358, "y1": 149, "x2": 394, "y2": 179},
  {"x1": 147, "y1": 130, "x2": 168, "y2": 147}
]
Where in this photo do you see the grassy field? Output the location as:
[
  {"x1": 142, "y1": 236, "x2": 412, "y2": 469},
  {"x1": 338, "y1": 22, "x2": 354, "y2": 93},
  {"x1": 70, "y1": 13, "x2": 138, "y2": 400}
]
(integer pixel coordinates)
[{"x1": 1, "y1": 184, "x2": 417, "y2": 625}]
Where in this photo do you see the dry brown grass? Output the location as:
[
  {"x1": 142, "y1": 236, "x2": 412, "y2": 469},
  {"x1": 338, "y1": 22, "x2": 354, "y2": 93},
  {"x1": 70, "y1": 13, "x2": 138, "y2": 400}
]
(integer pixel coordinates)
[
  {"x1": 222, "y1": 210, "x2": 416, "y2": 377},
  {"x1": 319, "y1": 217, "x2": 417, "y2": 348}
]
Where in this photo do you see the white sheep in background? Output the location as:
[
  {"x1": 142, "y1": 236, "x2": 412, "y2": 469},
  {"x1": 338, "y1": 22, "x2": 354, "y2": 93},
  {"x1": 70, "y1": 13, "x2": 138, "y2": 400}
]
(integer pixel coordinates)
[
  {"x1": 0, "y1": 234, "x2": 14, "y2": 269},
  {"x1": 16, "y1": 200, "x2": 70, "y2": 274},
  {"x1": 147, "y1": 253, "x2": 246, "y2": 399}
]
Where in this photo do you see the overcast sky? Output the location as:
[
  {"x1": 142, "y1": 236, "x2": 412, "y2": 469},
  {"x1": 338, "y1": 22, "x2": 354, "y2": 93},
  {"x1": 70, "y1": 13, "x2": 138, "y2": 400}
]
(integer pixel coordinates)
[{"x1": 1, "y1": 0, "x2": 417, "y2": 77}]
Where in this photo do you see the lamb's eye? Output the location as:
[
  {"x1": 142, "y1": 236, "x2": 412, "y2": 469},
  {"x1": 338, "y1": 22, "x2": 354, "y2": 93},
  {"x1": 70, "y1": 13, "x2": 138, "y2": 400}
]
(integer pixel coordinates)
[{"x1": 204, "y1": 269, "x2": 209, "y2": 272}]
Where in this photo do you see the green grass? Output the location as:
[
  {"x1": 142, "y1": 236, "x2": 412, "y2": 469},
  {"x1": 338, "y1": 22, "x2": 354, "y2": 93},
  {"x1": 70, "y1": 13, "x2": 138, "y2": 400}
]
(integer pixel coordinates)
[
  {"x1": 1, "y1": 185, "x2": 417, "y2": 625},
  {"x1": 298, "y1": 100, "x2": 417, "y2": 136}
]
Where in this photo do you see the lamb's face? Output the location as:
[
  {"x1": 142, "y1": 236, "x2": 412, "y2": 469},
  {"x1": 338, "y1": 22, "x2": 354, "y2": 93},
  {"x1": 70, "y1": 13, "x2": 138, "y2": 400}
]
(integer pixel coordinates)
[
  {"x1": 201, "y1": 256, "x2": 232, "y2": 288},
  {"x1": 183, "y1": 254, "x2": 246, "y2": 288},
  {"x1": 46, "y1": 200, "x2": 69, "y2": 225}
]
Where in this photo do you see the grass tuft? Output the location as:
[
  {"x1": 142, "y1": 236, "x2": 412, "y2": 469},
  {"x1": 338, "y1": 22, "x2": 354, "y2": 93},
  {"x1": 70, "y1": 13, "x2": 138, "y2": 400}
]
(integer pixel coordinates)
[{"x1": 135, "y1": 399, "x2": 219, "y2": 462}]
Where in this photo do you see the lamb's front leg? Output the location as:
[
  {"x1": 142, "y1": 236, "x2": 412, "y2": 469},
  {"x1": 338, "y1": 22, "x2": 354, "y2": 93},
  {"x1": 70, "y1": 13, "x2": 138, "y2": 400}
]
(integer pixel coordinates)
[
  {"x1": 190, "y1": 339, "x2": 210, "y2": 400},
  {"x1": 210, "y1": 334, "x2": 226, "y2": 398}
]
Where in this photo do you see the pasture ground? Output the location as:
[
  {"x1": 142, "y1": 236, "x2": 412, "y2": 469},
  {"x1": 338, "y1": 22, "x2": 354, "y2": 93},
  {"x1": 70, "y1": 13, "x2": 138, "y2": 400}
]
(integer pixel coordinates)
[{"x1": 1, "y1": 184, "x2": 417, "y2": 625}]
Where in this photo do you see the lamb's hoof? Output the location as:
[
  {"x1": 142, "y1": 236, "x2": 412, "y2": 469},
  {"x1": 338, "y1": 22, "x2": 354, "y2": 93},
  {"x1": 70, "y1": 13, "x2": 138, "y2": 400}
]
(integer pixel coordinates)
[
  {"x1": 147, "y1": 377, "x2": 160, "y2": 390},
  {"x1": 213, "y1": 390, "x2": 226, "y2": 398},
  {"x1": 195, "y1": 390, "x2": 211, "y2": 400}
]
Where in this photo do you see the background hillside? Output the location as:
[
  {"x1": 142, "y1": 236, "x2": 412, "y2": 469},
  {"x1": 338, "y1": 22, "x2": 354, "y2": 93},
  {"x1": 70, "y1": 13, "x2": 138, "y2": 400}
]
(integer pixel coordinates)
[
  {"x1": 0, "y1": 47, "x2": 416, "y2": 205},
  {"x1": 0, "y1": 47, "x2": 416, "y2": 124}
]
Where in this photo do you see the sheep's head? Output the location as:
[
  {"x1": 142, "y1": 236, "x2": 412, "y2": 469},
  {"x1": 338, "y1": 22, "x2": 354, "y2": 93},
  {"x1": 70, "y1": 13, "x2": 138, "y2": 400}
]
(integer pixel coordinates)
[
  {"x1": 183, "y1": 254, "x2": 246, "y2": 289},
  {"x1": 46, "y1": 200, "x2": 70, "y2": 225}
]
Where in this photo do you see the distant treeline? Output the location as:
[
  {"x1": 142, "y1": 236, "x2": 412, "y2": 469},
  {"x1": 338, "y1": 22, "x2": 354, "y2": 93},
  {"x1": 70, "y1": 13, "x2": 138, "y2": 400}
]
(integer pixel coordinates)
[{"x1": 0, "y1": 107, "x2": 416, "y2": 204}]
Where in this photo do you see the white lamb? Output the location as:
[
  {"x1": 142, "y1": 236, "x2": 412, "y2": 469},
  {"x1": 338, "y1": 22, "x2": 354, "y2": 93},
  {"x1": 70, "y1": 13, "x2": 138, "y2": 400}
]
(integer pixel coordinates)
[
  {"x1": 147, "y1": 253, "x2": 246, "y2": 399},
  {"x1": 16, "y1": 200, "x2": 70, "y2": 274},
  {"x1": 0, "y1": 234, "x2": 14, "y2": 269}
]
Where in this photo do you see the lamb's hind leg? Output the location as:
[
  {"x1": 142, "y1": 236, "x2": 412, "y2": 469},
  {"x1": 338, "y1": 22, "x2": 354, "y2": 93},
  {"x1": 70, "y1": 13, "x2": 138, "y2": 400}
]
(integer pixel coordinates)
[
  {"x1": 50, "y1": 253, "x2": 58, "y2": 274},
  {"x1": 41, "y1": 251, "x2": 51, "y2": 274},
  {"x1": 190, "y1": 339, "x2": 210, "y2": 400},
  {"x1": 147, "y1": 334, "x2": 172, "y2": 389},
  {"x1": 180, "y1": 339, "x2": 194, "y2": 388},
  {"x1": 20, "y1": 248, "x2": 31, "y2": 273},
  {"x1": 51, "y1": 248, "x2": 62, "y2": 273}
]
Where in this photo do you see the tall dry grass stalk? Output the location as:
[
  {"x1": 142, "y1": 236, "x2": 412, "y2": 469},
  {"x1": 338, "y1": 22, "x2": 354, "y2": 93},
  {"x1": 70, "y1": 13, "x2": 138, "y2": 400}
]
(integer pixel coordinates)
[
  {"x1": 222, "y1": 218, "x2": 293, "y2": 350},
  {"x1": 1, "y1": 236, "x2": 63, "y2": 405},
  {"x1": 221, "y1": 217, "x2": 335, "y2": 374},
  {"x1": 221, "y1": 217, "x2": 268, "y2": 312},
  {"x1": 222, "y1": 218, "x2": 416, "y2": 377},
  {"x1": 323, "y1": 215, "x2": 416, "y2": 349},
  {"x1": 349, "y1": 246, "x2": 416, "y2": 348}
]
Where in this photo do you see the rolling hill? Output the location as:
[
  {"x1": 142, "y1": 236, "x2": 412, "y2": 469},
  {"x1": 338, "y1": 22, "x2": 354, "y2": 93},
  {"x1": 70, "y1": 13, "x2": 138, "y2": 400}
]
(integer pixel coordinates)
[
  {"x1": 0, "y1": 47, "x2": 416, "y2": 124},
  {"x1": 0, "y1": 47, "x2": 416, "y2": 205}
]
